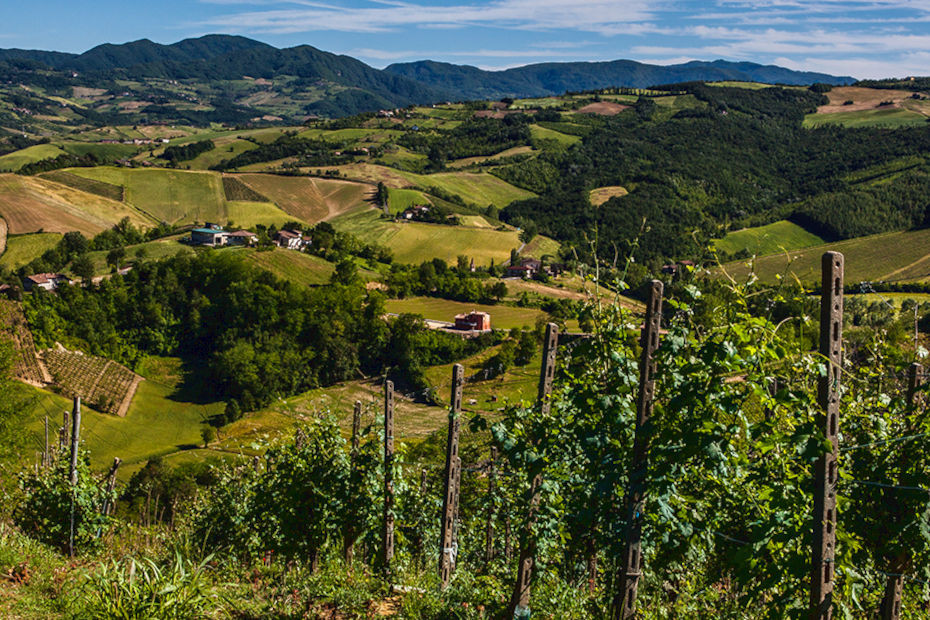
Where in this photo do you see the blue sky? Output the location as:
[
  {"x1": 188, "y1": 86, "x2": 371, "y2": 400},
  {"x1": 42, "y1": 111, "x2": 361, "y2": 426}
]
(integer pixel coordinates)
[{"x1": 3, "y1": 1, "x2": 930, "y2": 78}]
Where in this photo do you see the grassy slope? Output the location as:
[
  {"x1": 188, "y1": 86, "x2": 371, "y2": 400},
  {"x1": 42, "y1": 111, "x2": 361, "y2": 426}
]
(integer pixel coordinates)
[
  {"x1": 184, "y1": 137, "x2": 258, "y2": 170},
  {"x1": 385, "y1": 297, "x2": 547, "y2": 330},
  {"x1": 226, "y1": 200, "x2": 296, "y2": 228},
  {"x1": 447, "y1": 146, "x2": 535, "y2": 169},
  {"x1": 529, "y1": 124, "x2": 581, "y2": 146},
  {"x1": 331, "y1": 207, "x2": 527, "y2": 266},
  {"x1": 239, "y1": 247, "x2": 336, "y2": 286},
  {"x1": 0, "y1": 174, "x2": 154, "y2": 235},
  {"x1": 0, "y1": 144, "x2": 66, "y2": 172},
  {"x1": 0, "y1": 233, "x2": 62, "y2": 270},
  {"x1": 719, "y1": 227, "x2": 930, "y2": 284},
  {"x1": 804, "y1": 108, "x2": 928, "y2": 128},
  {"x1": 387, "y1": 188, "x2": 432, "y2": 214},
  {"x1": 715, "y1": 220, "x2": 825, "y2": 256},
  {"x1": 236, "y1": 174, "x2": 371, "y2": 223}
]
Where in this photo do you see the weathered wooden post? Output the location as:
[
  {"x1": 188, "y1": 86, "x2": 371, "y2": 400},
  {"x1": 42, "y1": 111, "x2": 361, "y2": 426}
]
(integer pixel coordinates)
[
  {"x1": 382, "y1": 381, "x2": 395, "y2": 573},
  {"x1": 507, "y1": 323, "x2": 558, "y2": 619},
  {"x1": 43, "y1": 416, "x2": 49, "y2": 468},
  {"x1": 59, "y1": 409, "x2": 70, "y2": 453},
  {"x1": 439, "y1": 363, "x2": 464, "y2": 588},
  {"x1": 879, "y1": 362, "x2": 922, "y2": 620},
  {"x1": 68, "y1": 397, "x2": 81, "y2": 558},
  {"x1": 345, "y1": 400, "x2": 362, "y2": 563},
  {"x1": 811, "y1": 251, "x2": 843, "y2": 620},
  {"x1": 614, "y1": 279, "x2": 664, "y2": 619},
  {"x1": 485, "y1": 446, "x2": 498, "y2": 566}
]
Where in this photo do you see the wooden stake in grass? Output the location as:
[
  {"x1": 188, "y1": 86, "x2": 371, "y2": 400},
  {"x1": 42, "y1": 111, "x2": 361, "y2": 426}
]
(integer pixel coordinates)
[
  {"x1": 100, "y1": 457, "x2": 121, "y2": 517},
  {"x1": 811, "y1": 252, "x2": 843, "y2": 620},
  {"x1": 507, "y1": 323, "x2": 558, "y2": 619},
  {"x1": 382, "y1": 380, "x2": 395, "y2": 573},
  {"x1": 68, "y1": 397, "x2": 81, "y2": 558},
  {"x1": 439, "y1": 363, "x2": 464, "y2": 589}
]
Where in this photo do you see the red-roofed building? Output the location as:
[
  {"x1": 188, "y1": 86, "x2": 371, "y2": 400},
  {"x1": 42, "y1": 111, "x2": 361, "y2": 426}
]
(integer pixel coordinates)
[
  {"x1": 226, "y1": 230, "x2": 258, "y2": 246},
  {"x1": 23, "y1": 273, "x2": 72, "y2": 292}
]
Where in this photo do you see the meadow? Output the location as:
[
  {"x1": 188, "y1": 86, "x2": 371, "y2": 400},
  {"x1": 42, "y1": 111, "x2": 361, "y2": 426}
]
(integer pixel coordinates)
[
  {"x1": 0, "y1": 233, "x2": 62, "y2": 270},
  {"x1": 236, "y1": 174, "x2": 371, "y2": 222},
  {"x1": 715, "y1": 220, "x2": 825, "y2": 256},
  {"x1": 384, "y1": 297, "x2": 548, "y2": 330},
  {"x1": 529, "y1": 124, "x2": 581, "y2": 146},
  {"x1": 0, "y1": 144, "x2": 67, "y2": 172},
  {"x1": 331, "y1": 207, "x2": 529, "y2": 265}
]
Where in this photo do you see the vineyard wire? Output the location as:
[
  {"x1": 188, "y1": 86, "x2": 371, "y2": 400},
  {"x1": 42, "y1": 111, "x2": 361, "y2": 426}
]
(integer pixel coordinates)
[
  {"x1": 841, "y1": 433, "x2": 930, "y2": 452},
  {"x1": 845, "y1": 480, "x2": 930, "y2": 494}
]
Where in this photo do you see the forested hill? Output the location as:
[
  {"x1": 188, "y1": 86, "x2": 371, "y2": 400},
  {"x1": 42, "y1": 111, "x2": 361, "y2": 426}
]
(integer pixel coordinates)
[
  {"x1": 0, "y1": 35, "x2": 854, "y2": 121},
  {"x1": 383, "y1": 58, "x2": 855, "y2": 100}
]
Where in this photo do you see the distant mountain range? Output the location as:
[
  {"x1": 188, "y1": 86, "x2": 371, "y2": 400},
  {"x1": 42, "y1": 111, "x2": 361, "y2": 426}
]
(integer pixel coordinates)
[{"x1": 0, "y1": 35, "x2": 856, "y2": 121}]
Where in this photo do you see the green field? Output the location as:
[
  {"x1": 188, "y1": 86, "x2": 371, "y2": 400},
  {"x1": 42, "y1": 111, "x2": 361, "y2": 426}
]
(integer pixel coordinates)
[
  {"x1": 58, "y1": 142, "x2": 140, "y2": 160},
  {"x1": 226, "y1": 200, "x2": 296, "y2": 228},
  {"x1": 448, "y1": 146, "x2": 535, "y2": 169},
  {"x1": 0, "y1": 233, "x2": 61, "y2": 269},
  {"x1": 720, "y1": 227, "x2": 930, "y2": 285},
  {"x1": 185, "y1": 137, "x2": 258, "y2": 170},
  {"x1": 69, "y1": 167, "x2": 227, "y2": 224},
  {"x1": 530, "y1": 124, "x2": 581, "y2": 146},
  {"x1": 240, "y1": 247, "x2": 336, "y2": 286},
  {"x1": 332, "y1": 207, "x2": 530, "y2": 266},
  {"x1": 387, "y1": 188, "x2": 432, "y2": 213},
  {"x1": 385, "y1": 297, "x2": 547, "y2": 330},
  {"x1": 80, "y1": 236, "x2": 193, "y2": 275},
  {"x1": 709, "y1": 81, "x2": 775, "y2": 90},
  {"x1": 715, "y1": 220, "x2": 825, "y2": 256},
  {"x1": 803, "y1": 108, "x2": 929, "y2": 128},
  {"x1": 0, "y1": 144, "x2": 66, "y2": 172}
]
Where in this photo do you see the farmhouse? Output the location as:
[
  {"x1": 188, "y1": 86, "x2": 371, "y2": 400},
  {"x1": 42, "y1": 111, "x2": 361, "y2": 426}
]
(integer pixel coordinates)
[
  {"x1": 402, "y1": 205, "x2": 430, "y2": 220},
  {"x1": 226, "y1": 230, "x2": 259, "y2": 246},
  {"x1": 274, "y1": 229, "x2": 304, "y2": 250},
  {"x1": 454, "y1": 311, "x2": 491, "y2": 332},
  {"x1": 23, "y1": 273, "x2": 72, "y2": 292},
  {"x1": 191, "y1": 227, "x2": 228, "y2": 247},
  {"x1": 505, "y1": 257, "x2": 542, "y2": 279}
]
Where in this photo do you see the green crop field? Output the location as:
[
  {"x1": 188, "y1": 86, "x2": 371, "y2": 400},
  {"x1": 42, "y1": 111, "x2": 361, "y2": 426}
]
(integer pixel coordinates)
[
  {"x1": 227, "y1": 200, "x2": 296, "y2": 228},
  {"x1": 715, "y1": 220, "x2": 825, "y2": 256},
  {"x1": 318, "y1": 164, "x2": 535, "y2": 209},
  {"x1": 58, "y1": 142, "x2": 140, "y2": 160},
  {"x1": 186, "y1": 137, "x2": 258, "y2": 170},
  {"x1": 239, "y1": 247, "x2": 336, "y2": 286},
  {"x1": 332, "y1": 207, "x2": 529, "y2": 265},
  {"x1": 720, "y1": 227, "x2": 930, "y2": 285},
  {"x1": 69, "y1": 167, "x2": 226, "y2": 224},
  {"x1": 0, "y1": 144, "x2": 67, "y2": 172},
  {"x1": 0, "y1": 233, "x2": 61, "y2": 269},
  {"x1": 39, "y1": 170, "x2": 124, "y2": 201},
  {"x1": 530, "y1": 124, "x2": 581, "y2": 146},
  {"x1": 387, "y1": 188, "x2": 431, "y2": 213},
  {"x1": 804, "y1": 108, "x2": 929, "y2": 128},
  {"x1": 448, "y1": 146, "x2": 535, "y2": 169},
  {"x1": 709, "y1": 81, "x2": 775, "y2": 90},
  {"x1": 385, "y1": 297, "x2": 548, "y2": 330}
]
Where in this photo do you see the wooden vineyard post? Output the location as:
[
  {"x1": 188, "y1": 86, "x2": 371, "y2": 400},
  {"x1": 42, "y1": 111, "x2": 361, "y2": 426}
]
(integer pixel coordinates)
[
  {"x1": 485, "y1": 446, "x2": 498, "y2": 566},
  {"x1": 100, "y1": 457, "x2": 121, "y2": 517},
  {"x1": 43, "y1": 416, "x2": 49, "y2": 468},
  {"x1": 614, "y1": 279, "x2": 664, "y2": 620},
  {"x1": 811, "y1": 252, "x2": 843, "y2": 620},
  {"x1": 439, "y1": 363, "x2": 464, "y2": 588},
  {"x1": 382, "y1": 381, "x2": 395, "y2": 573},
  {"x1": 68, "y1": 397, "x2": 81, "y2": 558},
  {"x1": 507, "y1": 323, "x2": 558, "y2": 619},
  {"x1": 345, "y1": 400, "x2": 362, "y2": 563},
  {"x1": 879, "y1": 362, "x2": 922, "y2": 620}
]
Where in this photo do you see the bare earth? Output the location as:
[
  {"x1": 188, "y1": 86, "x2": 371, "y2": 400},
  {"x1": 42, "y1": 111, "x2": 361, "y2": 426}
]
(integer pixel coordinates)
[
  {"x1": 818, "y1": 86, "x2": 919, "y2": 113},
  {"x1": 0, "y1": 217, "x2": 7, "y2": 258},
  {"x1": 577, "y1": 102, "x2": 628, "y2": 115}
]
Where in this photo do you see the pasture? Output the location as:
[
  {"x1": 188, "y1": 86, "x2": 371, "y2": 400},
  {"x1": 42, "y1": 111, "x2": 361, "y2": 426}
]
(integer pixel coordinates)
[
  {"x1": 332, "y1": 207, "x2": 527, "y2": 266},
  {"x1": 0, "y1": 144, "x2": 66, "y2": 172},
  {"x1": 719, "y1": 227, "x2": 930, "y2": 285},
  {"x1": 240, "y1": 247, "x2": 336, "y2": 286},
  {"x1": 385, "y1": 297, "x2": 547, "y2": 330},
  {"x1": 0, "y1": 233, "x2": 61, "y2": 270},
  {"x1": 185, "y1": 137, "x2": 258, "y2": 170},
  {"x1": 715, "y1": 220, "x2": 825, "y2": 256},
  {"x1": 447, "y1": 146, "x2": 535, "y2": 169},
  {"x1": 529, "y1": 124, "x2": 581, "y2": 146},
  {"x1": 0, "y1": 174, "x2": 153, "y2": 235},
  {"x1": 236, "y1": 174, "x2": 371, "y2": 223},
  {"x1": 226, "y1": 201, "x2": 295, "y2": 228},
  {"x1": 387, "y1": 188, "x2": 432, "y2": 213}
]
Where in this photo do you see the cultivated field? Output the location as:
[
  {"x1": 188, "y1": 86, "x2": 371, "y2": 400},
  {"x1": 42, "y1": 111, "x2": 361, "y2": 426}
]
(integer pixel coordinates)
[
  {"x1": 332, "y1": 207, "x2": 528, "y2": 266},
  {"x1": 447, "y1": 146, "x2": 535, "y2": 169},
  {"x1": 185, "y1": 137, "x2": 258, "y2": 170},
  {"x1": 236, "y1": 174, "x2": 371, "y2": 222},
  {"x1": 68, "y1": 167, "x2": 226, "y2": 224},
  {"x1": 42, "y1": 348, "x2": 141, "y2": 416},
  {"x1": 0, "y1": 300, "x2": 49, "y2": 386},
  {"x1": 577, "y1": 101, "x2": 628, "y2": 115},
  {"x1": 715, "y1": 220, "x2": 825, "y2": 256},
  {"x1": 0, "y1": 217, "x2": 6, "y2": 258},
  {"x1": 39, "y1": 170, "x2": 125, "y2": 201},
  {"x1": 0, "y1": 233, "x2": 61, "y2": 270},
  {"x1": 0, "y1": 174, "x2": 153, "y2": 235},
  {"x1": 240, "y1": 247, "x2": 336, "y2": 286},
  {"x1": 226, "y1": 201, "x2": 295, "y2": 228},
  {"x1": 719, "y1": 227, "x2": 930, "y2": 284},
  {"x1": 804, "y1": 86, "x2": 930, "y2": 128},
  {"x1": 529, "y1": 124, "x2": 581, "y2": 146}
]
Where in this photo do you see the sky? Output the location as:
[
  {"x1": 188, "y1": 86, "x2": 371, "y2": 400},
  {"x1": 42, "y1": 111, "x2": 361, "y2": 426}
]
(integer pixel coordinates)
[{"x1": 3, "y1": 1, "x2": 930, "y2": 79}]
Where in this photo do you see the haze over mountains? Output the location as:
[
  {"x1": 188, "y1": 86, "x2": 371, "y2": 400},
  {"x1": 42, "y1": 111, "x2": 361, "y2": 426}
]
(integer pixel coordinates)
[{"x1": 0, "y1": 35, "x2": 856, "y2": 120}]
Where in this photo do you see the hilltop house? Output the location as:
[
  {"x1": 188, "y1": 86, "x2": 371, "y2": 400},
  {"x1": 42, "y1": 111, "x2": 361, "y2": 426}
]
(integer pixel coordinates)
[
  {"x1": 23, "y1": 273, "x2": 72, "y2": 292},
  {"x1": 191, "y1": 227, "x2": 228, "y2": 247},
  {"x1": 454, "y1": 311, "x2": 491, "y2": 332},
  {"x1": 505, "y1": 258, "x2": 542, "y2": 279},
  {"x1": 274, "y1": 229, "x2": 305, "y2": 250}
]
